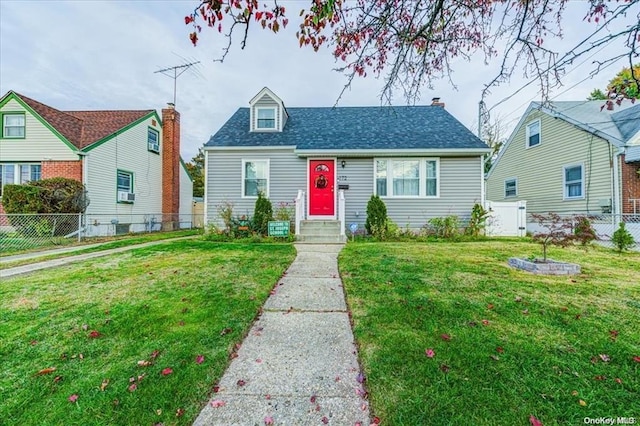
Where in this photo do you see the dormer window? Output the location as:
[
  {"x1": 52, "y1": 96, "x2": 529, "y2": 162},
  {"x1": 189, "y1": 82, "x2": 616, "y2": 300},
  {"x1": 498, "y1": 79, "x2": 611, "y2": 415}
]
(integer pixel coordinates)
[{"x1": 257, "y1": 108, "x2": 276, "y2": 130}]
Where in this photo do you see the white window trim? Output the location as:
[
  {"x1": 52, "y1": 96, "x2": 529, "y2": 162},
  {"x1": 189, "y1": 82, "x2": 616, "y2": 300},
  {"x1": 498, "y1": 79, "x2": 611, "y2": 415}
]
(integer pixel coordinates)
[
  {"x1": 525, "y1": 119, "x2": 541, "y2": 149},
  {"x1": 563, "y1": 163, "x2": 585, "y2": 200},
  {"x1": 255, "y1": 107, "x2": 277, "y2": 131},
  {"x1": 0, "y1": 163, "x2": 41, "y2": 195},
  {"x1": 373, "y1": 158, "x2": 440, "y2": 198},
  {"x1": 504, "y1": 177, "x2": 517, "y2": 198},
  {"x1": 117, "y1": 170, "x2": 134, "y2": 192},
  {"x1": 241, "y1": 159, "x2": 270, "y2": 198},
  {"x1": 3, "y1": 113, "x2": 26, "y2": 138}
]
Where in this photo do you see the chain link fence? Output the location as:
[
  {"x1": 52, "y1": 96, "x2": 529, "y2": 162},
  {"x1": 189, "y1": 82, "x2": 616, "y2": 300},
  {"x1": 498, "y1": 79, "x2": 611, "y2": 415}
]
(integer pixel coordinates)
[
  {"x1": 527, "y1": 213, "x2": 640, "y2": 246},
  {"x1": 0, "y1": 213, "x2": 204, "y2": 254}
]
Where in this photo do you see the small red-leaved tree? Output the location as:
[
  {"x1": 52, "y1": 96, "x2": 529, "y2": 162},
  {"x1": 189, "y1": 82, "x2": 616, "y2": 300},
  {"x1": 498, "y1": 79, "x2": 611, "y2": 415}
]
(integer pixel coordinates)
[{"x1": 530, "y1": 213, "x2": 576, "y2": 262}]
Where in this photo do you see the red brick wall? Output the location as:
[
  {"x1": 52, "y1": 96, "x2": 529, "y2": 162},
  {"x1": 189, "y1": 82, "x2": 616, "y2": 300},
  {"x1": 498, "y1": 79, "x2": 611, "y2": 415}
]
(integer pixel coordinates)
[
  {"x1": 162, "y1": 105, "x2": 180, "y2": 220},
  {"x1": 620, "y1": 155, "x2": 640, "y2": 214},
  {"x1": 42, "y1": 160, "x2": 83, "y2": 182}
]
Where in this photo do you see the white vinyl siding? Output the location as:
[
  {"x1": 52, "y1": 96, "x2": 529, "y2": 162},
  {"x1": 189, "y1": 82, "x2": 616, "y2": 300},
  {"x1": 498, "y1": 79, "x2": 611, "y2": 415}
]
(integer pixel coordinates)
[
  {"x1": 375, "y1": 158, "x2": 439, "y2": 198},
  {"x1": 83, "y1": 116, "x2": 162, "y2": 216},
  {"x1": 563, "y1": 164, "x2": 584, "y2": 199},
  {"x1": 2, "y1": 113, "x2": 25, "y2": 138},
  {"x1": 0, "y1": 99, "x2": 78, "y2": 161},
  {"x1": 526, "y1": 119, "x2": 540, "y2": 148},
  {"x1": 242, "y1": 159, "x2": 269, "y2": 197},
  {"x1": 505, "y1": 178, "x2": 517, "y2": 198}
]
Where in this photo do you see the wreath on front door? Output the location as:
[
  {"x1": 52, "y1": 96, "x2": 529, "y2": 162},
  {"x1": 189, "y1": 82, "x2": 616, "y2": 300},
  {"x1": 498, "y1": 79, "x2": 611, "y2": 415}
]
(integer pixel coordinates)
[{"x1": 315, "y1": 174, "x2": 328, "y2": 189}]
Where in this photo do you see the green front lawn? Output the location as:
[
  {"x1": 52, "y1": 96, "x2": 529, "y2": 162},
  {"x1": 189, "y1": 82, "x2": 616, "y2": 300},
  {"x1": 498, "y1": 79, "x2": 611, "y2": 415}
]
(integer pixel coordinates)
[
  {"x1": 0, "y1": 240, "x2": 295, "y2": 425},
  {"x1": 340, "y1": 241, "x2": 640, "y2": 425}
]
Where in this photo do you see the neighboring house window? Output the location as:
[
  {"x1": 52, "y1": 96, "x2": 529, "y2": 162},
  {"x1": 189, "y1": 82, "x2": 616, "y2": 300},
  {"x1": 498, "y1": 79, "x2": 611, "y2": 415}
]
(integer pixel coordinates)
[
  {"x1": 0, "y1": 163, "x2": 41, "y2": 195},
  {"x1": 20, "y1": 164, "x2": 41, "y2": 183},
  {"x1": 526, "y1": 120, "x2": 540, "y2": 148},
  {"x1": 256, "y1": 108, "x2": 276, "y2": 129},
  {"x1": 117, "y1": 170, "x2": 133, "y2": 193},
  {"x1": 2, "y1": 113, "x2": 25, "y2": 138},
  {"x1": 0, "y1": 164, "x2": 15, "y2": 196},
  {"x1": 563, "y1": 164, "x2": 584, "y2": 199},
  {"x1": 504, "y1": 178, "x2": 517, "y2": 197},
  {"x1": 148, "y1": 128, "x2": 160, "y2": 153},
  {"x1": 375, "y1": 158, "x2": 439, "y2": 197},
  {"x1": 243, "y1": 160, "x2": 269, "y2": 197}
]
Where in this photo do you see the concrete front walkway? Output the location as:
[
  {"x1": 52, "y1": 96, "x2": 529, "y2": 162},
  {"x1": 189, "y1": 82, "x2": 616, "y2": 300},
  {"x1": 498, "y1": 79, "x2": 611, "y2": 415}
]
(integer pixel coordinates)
[{"x1": 194, "y1": 244, "x2": 370, "y2": 426}]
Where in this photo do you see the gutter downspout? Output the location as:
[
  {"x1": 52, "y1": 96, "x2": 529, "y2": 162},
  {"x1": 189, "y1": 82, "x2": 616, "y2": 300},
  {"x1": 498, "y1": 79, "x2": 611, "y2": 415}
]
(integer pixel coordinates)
[
  {"x1": 203, "y1": 149, "x2": 208, "y2": 229},
  {"x1": 480, "y1": 156, "x2": 486, "y2": 206},
  {"x1": 612, "y1": 148, "x2": 623, "y2": 225}
]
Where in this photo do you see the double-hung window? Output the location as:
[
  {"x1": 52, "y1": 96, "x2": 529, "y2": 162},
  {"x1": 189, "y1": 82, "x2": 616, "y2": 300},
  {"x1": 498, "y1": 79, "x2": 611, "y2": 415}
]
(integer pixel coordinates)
[
  {"x1": 504, "y1": 178, "x2": 517, "y2": 198},
  {"x1": 526, "y1": 120, "x2": 540, "y2": 148},
  {"x1": 563, "y1": 164, "x2": 583, "y2": 199},
  {"x1": 0, "y1": 164, "x2": 15, "y2": 196},
  {"x1": 2, "y1": 113, "x2": 25, "y2": 138},
  {"x1": 148, "y1": 128, "x2": 160, "y2": 153},
  {"x1": 375, "y1": 158, "x2": 439, "y2": 198},
  {"x1": 256, "y1": 108, "x2": 276, "y2": 130},
  {"x1": 243, "y1": 160, "x2": 269, "y2": 197}
]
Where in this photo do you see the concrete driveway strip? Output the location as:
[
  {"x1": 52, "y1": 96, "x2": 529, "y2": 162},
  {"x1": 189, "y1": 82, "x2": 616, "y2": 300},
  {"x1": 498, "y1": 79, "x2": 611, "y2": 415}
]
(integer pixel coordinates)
[{"x1": 194, "y1": 244, "x2": 371, "y2": 426}]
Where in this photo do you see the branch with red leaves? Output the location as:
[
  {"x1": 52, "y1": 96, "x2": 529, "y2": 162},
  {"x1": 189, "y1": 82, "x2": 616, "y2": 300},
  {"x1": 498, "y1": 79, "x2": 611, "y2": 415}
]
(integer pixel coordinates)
[{"x1": 186, "y1": 0, "x2": 640, "y2": 104}]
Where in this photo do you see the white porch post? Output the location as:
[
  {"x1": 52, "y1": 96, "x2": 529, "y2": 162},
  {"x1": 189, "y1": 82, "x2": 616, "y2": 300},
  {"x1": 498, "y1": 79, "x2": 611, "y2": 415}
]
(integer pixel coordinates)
[
  {"x1": 338, "y1": 190, "x2": 346, "y2": 237},
  {"x1": 295, "y1": 190, "x2": 305, "y2": 236}
]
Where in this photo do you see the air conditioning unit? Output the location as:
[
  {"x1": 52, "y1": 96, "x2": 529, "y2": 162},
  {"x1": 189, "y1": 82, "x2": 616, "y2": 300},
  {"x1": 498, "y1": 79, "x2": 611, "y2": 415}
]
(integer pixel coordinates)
[{"x1": 118, "y1": 191, "x2": 136, "y2": 203}]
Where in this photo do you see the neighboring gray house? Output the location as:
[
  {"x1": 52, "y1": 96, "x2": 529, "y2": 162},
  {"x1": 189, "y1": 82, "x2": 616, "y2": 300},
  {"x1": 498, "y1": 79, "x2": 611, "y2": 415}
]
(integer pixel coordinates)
[
  {"x1": 204, "y1": 87, "x2": 490, "y2": 238},
  {"x1": 486, "y1": 100, "x2": 640, "y2": 217}
]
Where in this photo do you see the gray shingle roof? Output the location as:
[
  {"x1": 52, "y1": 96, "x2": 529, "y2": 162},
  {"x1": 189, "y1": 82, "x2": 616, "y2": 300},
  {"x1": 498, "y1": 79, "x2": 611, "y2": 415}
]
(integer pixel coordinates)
[
  {"x1": 206, "y1": 106, "x2": 487, "y2": 150},
  {"x1": 537, "y1": 100, "x2": 640, "y2": 146}
]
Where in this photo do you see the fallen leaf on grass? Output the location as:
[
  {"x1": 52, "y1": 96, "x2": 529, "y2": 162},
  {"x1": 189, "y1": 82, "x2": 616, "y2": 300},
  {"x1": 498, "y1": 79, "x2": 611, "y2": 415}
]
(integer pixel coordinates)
[
  {"x1": 515, "y1": 296, "x2": 522, "y2": 303},
  {"x1": 137, "y1": 360, "x2": 152, "y2": 367},
  {"x1": 53, "y1": 376, "x2": 62, "y2": 383},
  {"x1": 128, "y1": 383, "x2": 137, "y2": 392},
  {"x1": 633, "y1": 356, "x2": 640, "y2": 363},
  {"x1": 213, "y1": 385, "x2": 220, "y2": 393},
  {"x1": 440, "y1": 364, "x2": 450, "y2": 373},
  {"x1": 150, "y1": 350, "x2": 160, "y2": 359},
  {"x1": 529, "y1": 415, "x2": 543, "y2": 426},
  {"x1": 264, "y1": 416, "x2": 274, "y2": 425},
  {"x1": 490, "y1": 355, "x2": 500, "y2": 361},
  {"x1": 487, "y1": 304, "x2": 494, "y2": 310},
  {"x1": 196, "y1": 355, "x2": 205, "y2": 364},
  {"x1": 220, "y1": 328, "x2": 233, "y2": 336},
  {"x1": 425, "y1": 349, "x2": 435, "y2": 358},
  {"x1": 100, "y1": 379, "x2": 109, "y2": 391},
  {"x1": 571, "y1": 390, "x2": 579, "y2": 396},
  {"x1": 81, "y1": 324, "x2": 88, "y2": 331},
  {"x1": 496, "y1": 347, "x2": 505, "y2": 353},
  {"x1": 440, "y1": 334, "x2": 451, "y2": 341},
  {"x1": 481, "y1": 319, "x2": 490, "y2": 326},
  {"x1": 615, "y1": 378, "x2": 622, "y2": 384},
  {"x1": 210, "y1": 400, "x2": 226, "y2": 408},
  {"x1": 156, "y1": 409, "x2": 162, "y2": 415},
  {"x1": 594, "y1": 375, "x2": 606, "y2": 381},
  {"x1": 176, "y1": 408, "x2": 185, "y2": 417},
  {"x1": 35, "y1": 367, "x2": 56, "y2": 376},
  {"x1": 522, "y1": 309, "x2": 529, "y2": 315},
  {"x1": 609, "y1": 330, "x2": 619, "y2": 340},
  {"x1": 371, "y1": 416, "x2": 381, "y2": 425},
  {"x1": 68, "y1": 394, "x2": 79, "y2": 403},
  {"x1": 579, "y1": 400, "x2": 587, "y2": 406},
  {"x1": 161, "y1": 368, "x2": 173, "y2": 376},
  {"x1": 88, "y1": 330, "x2": 101, "y2": 338},
  {"x1": 599, "y1": 354, "x2": 610, "y2": 362}
]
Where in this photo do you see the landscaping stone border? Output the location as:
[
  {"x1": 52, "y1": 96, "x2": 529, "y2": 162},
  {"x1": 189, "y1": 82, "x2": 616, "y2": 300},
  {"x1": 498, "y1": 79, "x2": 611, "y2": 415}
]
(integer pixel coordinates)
[{"x1": 508, "y1": 257, "x2": 580, "y2": 275}]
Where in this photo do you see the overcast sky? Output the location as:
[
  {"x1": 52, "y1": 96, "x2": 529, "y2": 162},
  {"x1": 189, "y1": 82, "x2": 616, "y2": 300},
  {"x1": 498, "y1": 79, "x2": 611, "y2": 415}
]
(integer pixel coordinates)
[{"x1": 0, "y1": 0, "x2": 635, "y2": 161}]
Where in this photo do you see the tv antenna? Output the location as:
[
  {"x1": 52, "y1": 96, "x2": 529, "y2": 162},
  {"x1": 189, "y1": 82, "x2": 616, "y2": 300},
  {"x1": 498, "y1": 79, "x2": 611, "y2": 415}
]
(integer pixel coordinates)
[{"x1": 154, "y1": 61, "x2": 200, "y2": 107}]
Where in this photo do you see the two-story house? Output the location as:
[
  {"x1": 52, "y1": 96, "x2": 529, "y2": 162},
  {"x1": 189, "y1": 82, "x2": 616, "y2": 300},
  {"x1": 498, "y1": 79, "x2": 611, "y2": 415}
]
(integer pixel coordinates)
[{"x1": 0, "y1": 90, "x2": 193, "y2": 235}]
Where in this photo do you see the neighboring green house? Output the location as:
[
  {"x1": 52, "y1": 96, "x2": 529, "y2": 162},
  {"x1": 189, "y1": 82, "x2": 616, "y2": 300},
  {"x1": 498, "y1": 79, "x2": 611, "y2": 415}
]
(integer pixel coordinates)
[
  {"x1": 0, "y1": 91, "x2": 193, "y2": 234},
  {"x1": 486, "y1": 100, "x2": 640, "y2": 217},
  {"x1": 204, "y1": 87, "x2": 490, "y2": 239}
]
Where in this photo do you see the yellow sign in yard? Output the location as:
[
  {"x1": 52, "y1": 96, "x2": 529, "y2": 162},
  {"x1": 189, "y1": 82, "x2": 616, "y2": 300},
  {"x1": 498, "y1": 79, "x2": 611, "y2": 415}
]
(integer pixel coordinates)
[{"x1": 268, "y1": 221, "x2": 290, "y2": 237}]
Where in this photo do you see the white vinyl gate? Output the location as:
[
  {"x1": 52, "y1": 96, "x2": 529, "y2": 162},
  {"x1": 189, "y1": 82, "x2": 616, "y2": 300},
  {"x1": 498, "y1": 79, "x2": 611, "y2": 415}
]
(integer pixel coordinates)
[{"x1": 485, "y1": 201, "x2": 527, "y2": 237}]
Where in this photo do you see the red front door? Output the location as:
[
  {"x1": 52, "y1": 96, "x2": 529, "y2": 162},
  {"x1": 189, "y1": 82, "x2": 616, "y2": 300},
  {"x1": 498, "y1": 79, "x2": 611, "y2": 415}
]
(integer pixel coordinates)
[{"x1": 309, "y1": 159, "x2": 335, "y2": 216}]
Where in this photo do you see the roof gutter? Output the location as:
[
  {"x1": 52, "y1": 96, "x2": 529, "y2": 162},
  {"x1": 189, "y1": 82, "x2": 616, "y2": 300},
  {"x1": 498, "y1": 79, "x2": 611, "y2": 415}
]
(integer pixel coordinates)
[{"x1": 294, "y1": 148, "x2": 491, "y2": 157}]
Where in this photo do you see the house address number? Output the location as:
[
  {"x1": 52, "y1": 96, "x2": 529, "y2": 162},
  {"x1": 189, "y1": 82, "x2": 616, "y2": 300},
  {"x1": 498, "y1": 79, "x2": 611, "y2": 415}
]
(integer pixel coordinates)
[{"x1": 337, "y1": 175, "x2": 348, "y2": 182}]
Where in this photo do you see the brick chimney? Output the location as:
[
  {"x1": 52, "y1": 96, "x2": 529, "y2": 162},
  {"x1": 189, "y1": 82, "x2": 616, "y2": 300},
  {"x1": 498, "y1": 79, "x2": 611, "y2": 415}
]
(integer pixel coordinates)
[
  {"x1": 162, "y1": 103, "x2": 180, "y2": 229},
  {"x1": 431, "y1": 97, "x2": 445, "y2": 107}
]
